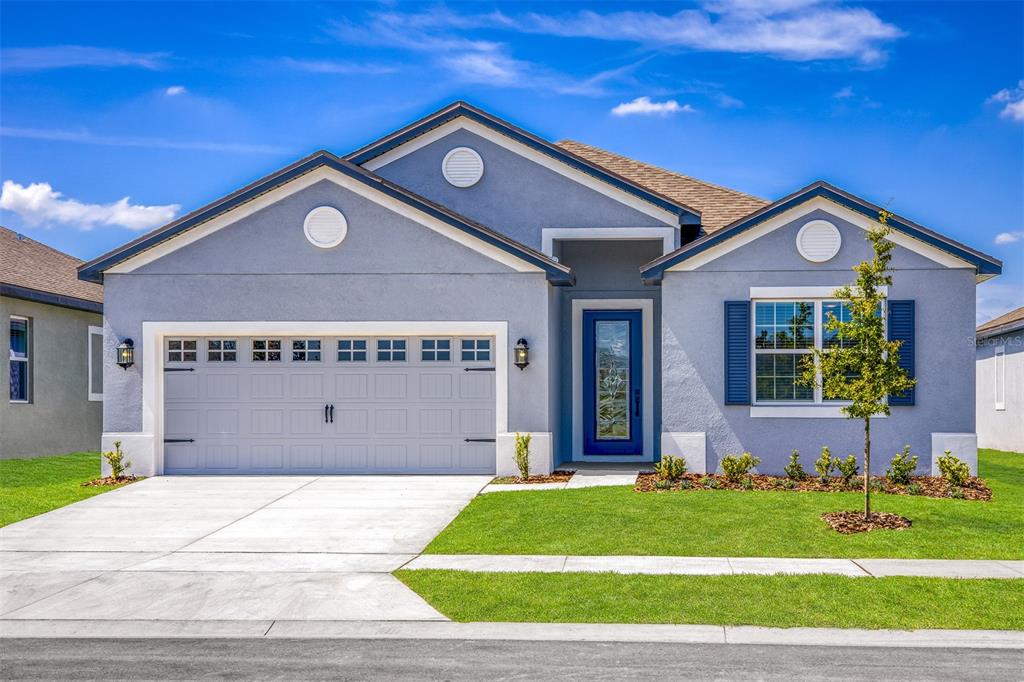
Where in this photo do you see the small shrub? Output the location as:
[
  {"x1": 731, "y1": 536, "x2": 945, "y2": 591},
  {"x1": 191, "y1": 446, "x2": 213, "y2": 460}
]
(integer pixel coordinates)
[
  {"x1": 742, "y1": 476, "x2": 755, "y2": 490},
  {"x1": 721, "y1": 452, "x2": 760, "y2": 483},
  {"x1": 771, "y1": 479, "x2": 785, "y2": 489},
  {"x1": 654, "y1": 454, "x2": 687, "y2": 482},
  {"x1": 702, "y1": 476, "x2": 719, "y2": 489},
  {"x1": 949, "y1": 486, "x2": 965, "y2": 500},
  {"x1": 654, "y1": 479, "x2": 672, "y2": 490},
  {"x1": 784, "y1": 450, "x2": 807, "y2": 481},
  {"x1": 907, "y1": 483, "x2": 923, "y2": 496},
  {"x1": 784, "y1": 478, "x2": 797, "y2": 490},
  {"x1": 679, "y1": 479, "x2": 693, "y2": 490},
  {"x1": 815, "y1": 446, "x2": 836, "y2": 483},
  {"x1": 835, "y1": 455, "x2": 859, "y2": 487},
  {"x1": 869, "y1": 478, "x2": 885, "y2": 493},
  {"x1": 938, "y1": 451, "x2": 970, "y2": 487},
  {"x1": 514, "y1": 432, "x2": 532, "y2": 480},
  {"x1": 103, "y1": 441, "x2": 132, "y2": 481},
  {"x1": 886, "y1": 445, "x2": 918, "y2": 485}
]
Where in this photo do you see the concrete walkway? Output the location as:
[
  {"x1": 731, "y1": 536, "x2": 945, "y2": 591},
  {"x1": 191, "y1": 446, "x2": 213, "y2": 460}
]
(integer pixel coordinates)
[
  {"x1": 482, "y1": 463, "x2": 645, "y2": 493},
  {"x1": 0, "y1": 475, "x2": 490, "y2": 623},
  {"x1": 1, "y1": 619, "x2": 1021, "y2": 649},
  {"x1": 405, "y1": 554, "x2": 1024, "y2": 579}
]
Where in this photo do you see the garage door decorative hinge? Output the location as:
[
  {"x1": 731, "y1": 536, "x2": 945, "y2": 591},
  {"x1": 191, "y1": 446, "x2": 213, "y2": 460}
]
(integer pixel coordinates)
[
  {"x1": 463, "y1": 367, "x2": 495, "y2": 372},
  {"x1": 163, "y1": 438, "x2": 195, "y2": 443},
  {"x1": 164, "y1": 367, "x2": 195, "y2": 372},
  {"x1": 464, "y1": 438, "x2": 496, "y2": 443}
]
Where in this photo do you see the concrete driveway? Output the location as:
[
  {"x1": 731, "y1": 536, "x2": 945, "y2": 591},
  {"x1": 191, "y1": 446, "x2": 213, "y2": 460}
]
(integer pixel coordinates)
[{"x1": 0, "y1": 475, "x2": 489, "y2": 623}]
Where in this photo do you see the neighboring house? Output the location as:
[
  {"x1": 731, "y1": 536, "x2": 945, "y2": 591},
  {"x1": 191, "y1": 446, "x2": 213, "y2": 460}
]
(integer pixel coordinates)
[
  {"x1": 1, "y1": 227, "x2": 104, "y2": 458},
  {"x1": 976, "y1": 306, "x2": 1024, "y2": 452},
  {"x1": 77, "y1": 101, "x2": 1002, "y2": 477}
]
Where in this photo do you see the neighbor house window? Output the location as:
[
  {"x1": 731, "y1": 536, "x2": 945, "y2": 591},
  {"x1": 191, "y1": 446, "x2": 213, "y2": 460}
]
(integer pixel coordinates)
[
  {"x1": 995, "y1": 345, "x2": 1005, "y2": 411},
  {"x1": 252, "y1": 339, "x2": 282, "y2": 362},
  {"x1": 291, "y1": 339, "x2": 321, "y2": 362},
  {"x1": 88, "y1": 326, "x2": 103, "y2": 402},
  {"x1": 167, "y1": 338, "x2": 197, "y2": 362},
  {"x1": 9, "y1": 316, "x2": 30, "y2": 402},
  {"x1": 460, "y1": 338, "x2": 491, "y2": 362},
  {"x1": 207, "y1": 339, "x2": 237, "y2": 362},
  {"x1": 376, "y1": 339, "x2": 406, "y2": 362},
  {"x1": 337, "y1": 339, "x2": 367, "y2": 362},
  {"x1": 421, "y1": 338, "x2": 451, "y2": 361}
]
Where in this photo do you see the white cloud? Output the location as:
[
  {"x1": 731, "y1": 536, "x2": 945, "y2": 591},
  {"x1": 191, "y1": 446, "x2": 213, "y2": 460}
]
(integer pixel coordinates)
[
  {"x1": 0, "y1": 126, "x2": 286, "y2": 155},
  {"x1": 612, "y1": 97, "x2": 695, "y2": 116},
  {"x1": 1, "y1": 45, "x2": 169, "y2": 72},
  {"x1": 714, "y1": 93, "x2": 744, "y2": 108},
  {"x1": 164, "y1": 85, "x2": 187, "y2": 96},
  {"x1": 976, "y1": 281, "x2": 1024, "y2": 325},
  {"x1": 988, "y1": 81, "x2": 1024, "y2": 122},
  {"x1": 833, "y1": 86, "x2": 855, "y2": 99},
  {"x1": 438, "y1": 52, "x2": 530, "y2": 86},
  {"x1": 278, "y1": 58, "x2": 397, "y2": 75},
  {"x1": 995, "y1": 231, "x2": 1024, "y2": 245},
  {"x1": 0, "y1": 180, "x2": 179, "y2": 232}
]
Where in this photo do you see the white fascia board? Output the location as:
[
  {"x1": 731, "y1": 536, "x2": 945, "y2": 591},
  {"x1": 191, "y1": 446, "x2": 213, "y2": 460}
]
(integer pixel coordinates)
[
  {"x1": 669, "y1": 196, "x2": 976, "y2": 272},
  {"x1": 105, "y1": 167, "x2": 543, "y2": 275},
  {"x1": 541, "y1": 227, "x2": 677, "y2": 257},
  {"x1": 363, "y1": 118, "x2": 680, "y2": 227}
]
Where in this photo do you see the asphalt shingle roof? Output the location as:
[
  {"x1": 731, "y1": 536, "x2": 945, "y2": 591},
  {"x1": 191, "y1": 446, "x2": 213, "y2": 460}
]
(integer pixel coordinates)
[
  {"x1": 555, "y1": 140, "x2": 770, "y2": 233},
  {"x1": 1, "y1": 226, "x2": 103, "y2": 304},
  {"x1": 976, "y1": 305, "x2": 1024, "y2": 337}
]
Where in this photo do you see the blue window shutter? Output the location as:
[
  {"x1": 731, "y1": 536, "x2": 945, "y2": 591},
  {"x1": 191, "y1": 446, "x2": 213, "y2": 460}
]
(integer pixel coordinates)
[
  {"x1": 724, "y1": 301, "x2": 751, "y2": 405},
  {"x1": 888, "y1": 300, "x2": 915, "y2": 406}
]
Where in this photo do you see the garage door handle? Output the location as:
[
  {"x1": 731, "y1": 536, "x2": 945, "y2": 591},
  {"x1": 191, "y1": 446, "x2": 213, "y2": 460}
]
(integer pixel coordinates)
[
  {"x1": 324, "y1": 404, "x2": 329, "y2": 424},
  {"x1": 329, "y1": 404, "x2": 334, "y2": 423},
  {"x1": 164, "y1": 438, "x2": 194, "y2": 443},
  {"x1": 164, "y1": 367, "x2": 195, "y2": 372},
  {"x1": 464, "y1": 367, "x2": 495, "y2": 372},
  {"x1": 464, "y1": 438, "x2": 496, "y2": 443}
]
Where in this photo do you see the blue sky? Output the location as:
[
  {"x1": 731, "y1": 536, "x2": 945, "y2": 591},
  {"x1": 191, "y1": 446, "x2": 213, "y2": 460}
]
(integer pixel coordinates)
[{"x1": 1, "y1": 0, "x2": 1021, "y2": 321}]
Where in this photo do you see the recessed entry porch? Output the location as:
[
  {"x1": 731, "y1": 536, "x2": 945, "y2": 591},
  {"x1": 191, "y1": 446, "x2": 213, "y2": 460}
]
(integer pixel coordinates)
[{"x1": 550, "y1": 238, "x2": 664, "y2": 463}]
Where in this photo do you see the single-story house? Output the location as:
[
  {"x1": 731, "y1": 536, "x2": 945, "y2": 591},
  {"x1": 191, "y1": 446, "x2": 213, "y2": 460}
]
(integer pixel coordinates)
[
  {"x1": 976, "y1": 306, "x2": 1023, "y2": 453},
  {"x1": 2, "y1": 226, "x2": 104, "y2": 458},
  {"x1": 78, "y1": 101, "x2": 1002, "y2": 477}
]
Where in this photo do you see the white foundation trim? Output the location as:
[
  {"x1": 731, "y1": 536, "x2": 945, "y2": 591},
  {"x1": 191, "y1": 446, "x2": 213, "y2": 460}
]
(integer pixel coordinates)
[
  {"x1": 542, "y1": 227, "x2": 677, "y2": 258},
  {"x1": 362, "y1": 118, "x2": 680, "y2": 227},
  {"x1": 141, "y1": 320, "x2": 508, "y2": 475},
  {"x1": 931, "y1": 432, "x2": 978, "y2": 476},
  {"x1": 660, "y1": 432, "x2": 706, "y2": 474},
  {"x1": 749, "y1": 286, "x2": 888, "y2": 299},
  {"x1": 104, "y1": 167, "x2": 543, "y2": 276},
  {"x1": 669, "y1": 196, "x2": 976, "y2": 272},
  {"x1": 571, "y1": 299, "x2": 655, "y2": 462},
  {"x1": 496, "y1": 432, "x2": 553, "y2": 477}
]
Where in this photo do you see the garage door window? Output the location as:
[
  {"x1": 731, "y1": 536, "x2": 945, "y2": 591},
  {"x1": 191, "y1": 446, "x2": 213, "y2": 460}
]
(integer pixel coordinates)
[
  {"x1": 168, "y1": 339, "x2": 197, "y2": 362},
  {"x1": 252, "y1": 339, "x2": 282, "y2": 362},
  {"x1": 421, "y1": 338, "x2": 451, "y2": 361},
  {"x1": 207, "y1": 339, "x2": 237, "y2": 362},
  {"x1": 337, "y1": 339, "x2": 367, "y2": 362},
  {"x1": 461, "y1": 338, "x2": 491, "y2": 362},
  {"x1": 292, "y1": 339, "x2": 322, "y2": 362},
  {"x1": 377, "y1": 339, "x2": 406, "y2": 362}
]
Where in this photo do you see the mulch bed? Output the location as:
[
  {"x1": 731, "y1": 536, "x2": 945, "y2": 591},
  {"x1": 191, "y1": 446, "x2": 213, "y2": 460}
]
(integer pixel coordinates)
[
  {"x1": 82, "y1": 476, "x2": 142, "y2": 487},
  {"x1": 822, "y1": 511, "x2": 913, "y2": 534},
  {"x1": 634, "y1": 472, "x2": 991, "y2": 500},
  {"x1": 491, "y1": 470, "x2": 576, "y2": 485}
]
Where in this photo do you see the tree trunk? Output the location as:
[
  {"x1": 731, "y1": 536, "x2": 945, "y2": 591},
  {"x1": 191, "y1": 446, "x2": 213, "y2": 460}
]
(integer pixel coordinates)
[{"x1": 863, "y1": 417, "x2": 871, "y2": 521}]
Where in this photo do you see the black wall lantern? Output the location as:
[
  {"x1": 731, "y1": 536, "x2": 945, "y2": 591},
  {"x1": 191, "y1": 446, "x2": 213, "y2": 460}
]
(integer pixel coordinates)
[
  {"x1": 115, "y1": 338, "x2": 135, "y2": 370},
  {"x1": 514, "y1": 338, "x2": 530, "y2": 370}
]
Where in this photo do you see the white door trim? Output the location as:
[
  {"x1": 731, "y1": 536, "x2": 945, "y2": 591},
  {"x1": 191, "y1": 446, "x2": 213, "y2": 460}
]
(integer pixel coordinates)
[
  {"x1": 139, "y1": 320, "x2": 508, "y2": 474},
  {"x1": 541, "y1": 227, "x2": 678, "y2": 258},
  {"x1": 571, "y1": 299, "x2": 654, "y2": 462}
]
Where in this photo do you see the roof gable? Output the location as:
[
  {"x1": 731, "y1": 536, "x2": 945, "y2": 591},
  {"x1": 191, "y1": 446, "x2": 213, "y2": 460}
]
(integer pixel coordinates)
[
  {"x1": 641, "y1": 181, "x2": 1003, "y2": 283},
  {"x1": 78, "y1": 151, "x2": 573, "y2": 285},
  {"x1": 344, "y1": 101, "x2": 701, "y2": 228}
]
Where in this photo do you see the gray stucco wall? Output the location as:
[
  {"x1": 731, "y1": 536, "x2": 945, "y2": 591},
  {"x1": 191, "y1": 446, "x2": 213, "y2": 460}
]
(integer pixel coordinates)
[
  {"x1": 555, "y1": 239, "x2": 664, "y2": 462},
  {"x1": 0, "y1": 296, "x2": 102, "y2": 458},
  {"x1": 976, "y1": 330, "x2": 1024, "y2": 452},
  {"x1": 662, "y1": 208, "x2": 978, "y2": 474},
  {"x1": 371, "y1": 128, "x2": 672, "y2": 250},
  {"x1": 104, "y1": 180, "x2": 552, "y2": 436}
]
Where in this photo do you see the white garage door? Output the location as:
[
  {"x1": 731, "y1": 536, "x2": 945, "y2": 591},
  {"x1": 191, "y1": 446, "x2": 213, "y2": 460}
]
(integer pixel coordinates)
[{"x1": 162, "y1": 335, "x2": 496, "y2": 474}]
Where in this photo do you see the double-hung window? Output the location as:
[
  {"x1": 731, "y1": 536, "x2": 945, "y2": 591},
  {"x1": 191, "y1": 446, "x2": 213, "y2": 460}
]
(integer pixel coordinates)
[
  {"x1": 9, "y1": 316, "x2": 30, "y2": 402},
  {"x1": 754, "y1": 301, "x2": 815, "y2": 402}
]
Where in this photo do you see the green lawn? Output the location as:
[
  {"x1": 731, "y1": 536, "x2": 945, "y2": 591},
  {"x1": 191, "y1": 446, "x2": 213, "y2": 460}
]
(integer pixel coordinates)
[
  {"x1": 0, "y1": 452, "x2": 130, "y2": 527},
  {"x1": 396, "y1": 571, "x2": 1024, "y2": 630},
  {"x1": 426, "y1": 449, "x2": 1024, "y2": 559}
]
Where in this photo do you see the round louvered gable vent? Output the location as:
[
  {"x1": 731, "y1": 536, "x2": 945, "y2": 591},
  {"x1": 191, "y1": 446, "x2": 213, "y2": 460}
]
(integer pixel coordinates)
[
  {"x1": 442, "y1": 147, "x2": 484, "y2": 187},
  {"x1": 303, "y1": 206, "x2": 348, "y2": 249},
  {"x1": 796, "y1": 220, "x2": 842, "y2": 262}
]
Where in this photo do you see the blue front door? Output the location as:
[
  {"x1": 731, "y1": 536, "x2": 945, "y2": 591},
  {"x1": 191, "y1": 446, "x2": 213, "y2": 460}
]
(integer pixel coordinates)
[{"x1": 583, "y1": 310, "x2": 643, "y2": 455}]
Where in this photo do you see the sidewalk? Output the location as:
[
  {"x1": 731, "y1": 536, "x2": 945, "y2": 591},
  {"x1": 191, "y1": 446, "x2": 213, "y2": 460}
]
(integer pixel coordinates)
[
  {"x1": 1, "y1": 619, "x2": 1021, "y2": 649},
  {"x1": 404, "y1": 555, "x2": 1024, "y2": 579}
]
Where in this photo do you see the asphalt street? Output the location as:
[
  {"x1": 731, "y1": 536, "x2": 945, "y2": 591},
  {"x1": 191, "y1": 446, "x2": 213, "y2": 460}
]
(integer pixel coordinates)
[{"x1": 2, "y1": 638, "x2": 1022, "y2": 681}]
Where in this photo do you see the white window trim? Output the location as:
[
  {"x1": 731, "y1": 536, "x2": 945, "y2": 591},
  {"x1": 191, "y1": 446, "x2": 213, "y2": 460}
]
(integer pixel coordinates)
[
  {"x1": 251, "y1": 338, "x2": 283, "y2": 362},
  {"x1": 290, "y1": 338, "x2": 323, "y2": 362},
  {"x1": 459, "y1": 337, "x2": 493, "y2": 363},
  {"x1": 749, "y1": 297, "x2": 888, "y2": 418},
  {"x1": 541, "y1": 227, "x2": 677, "y2": 258},
  {"x1": 420, "y1": 337, "x2": 453, "y2": 363},
  {"x1": 571, "y1": 299, "x2": 655, "y2": 461},
  {"x1": 994, "y1": 344, "x2": 1006, "y2": 411},
  {"x1": 376, "y1": 338, "x2": 408, "y2": 362},
  {"x1": 88, "y1": 325, "x2": 103, "y2": 401},
  {"x1": 167, "y1": 337, "x2": 199, "y2": 363},
  {"x1": 133, "y1": 321, "x2": 508, "y2": 475},
  {"x1": 9, "y1": 315, "x2": 30, "y2": 404},
  {"x1": 337, "y1": 338, "x2": 369, "y2": 363},
  {"x1": 206, "y1": 338, "x2": 239, "y2": 363}
]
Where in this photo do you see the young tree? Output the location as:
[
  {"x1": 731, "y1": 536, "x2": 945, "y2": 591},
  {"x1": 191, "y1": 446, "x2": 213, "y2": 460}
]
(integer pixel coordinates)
[{"x1": 800, "y1": 211, "x2": 916, "y2": 520}]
